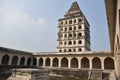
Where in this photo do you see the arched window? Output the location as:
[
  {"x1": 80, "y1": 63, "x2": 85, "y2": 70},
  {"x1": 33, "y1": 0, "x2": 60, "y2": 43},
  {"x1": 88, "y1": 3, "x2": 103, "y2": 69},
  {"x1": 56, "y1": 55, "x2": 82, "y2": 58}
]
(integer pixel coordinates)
[
  {"x1": 79, "y1": 33, "x2": 82, "y2": 36},
  {"x1": 61, "y1": 57, "x2": 68, "y2": 67},
  {"x1": 65, "y1": 27, "x2": 67, "y2": 31},
  {"x1": 69, "y1": 27, "x2": 72, "y2": 30},
  {"x1": 65, "y1": 21, "x2": 67, "y2": 24},
  {"x1": 11, "y1": 56, "x2": 18, "y2": 65},
  {"x1": 64, "y1": 41, "x2": 67, "y2": 45},
  {"x1": 74, "y1": 26, "x2": 76, "y2": 30},
  {"x1": 78, "y1": 48, "x2": 82, "y2": 51},
  {"x1": 33, "y1": 57, "x2": 37, "y2": 66},
  {"x1": 78, "y1": 40, "x2": 82, "y2": 44},
  {"x1": 78, "y1": 25, "x2": 82, "y2": 29},
  {"x1": 74, "y1": 41, "x2": 76, "y2": 44},
  {"x1": 81, "y1": 57, "x2": 89, "y2": 68},
  {"x1": 64, "y1": 34, "x2": 67, "y2": 38},
  {"x1": 68, "y1": 49, "x2": 72, "y2": 52},
  {"x1": 71, "y1": 58, "x2": 78, "y2": 68},
  {"x1": 69, "y1": 20, "x2": 72, "y2": 24},
  {"x1": 61, "y1": 21, "x2": 63, "y2": 25},
  {"x1": 68, "y1": 41, "x2": 72, "y2": 45},
  {"x1": 78, "y1": 18, "x2": 82, "y2": 22},
  {"x1": 20, "y1": 57, "x2": 25, "y2": 65},
  {"x1": 69, "y1": 34, "x2": 72, "y2": 37},
  {"x1": 73, "y1": 49, "x2": 76, "y2": 52},
  {"x1": 74, "y1": 19, "x2": 76, "y2": 23},
  {"x1": 64, "y1": 49, "x2": 66, "y2": 52},
  {"x1": 104, "y1": 57, "x2": 114, "y2": 69},
  {"x1": 39, "y1": 58, "x2": 43, "y2": 66},
  {"x1": 59, "y1": 49, "x2": 62, "y2": 52},
  {"x1": 45, "y1": 58, "x2": 50, "y2": 66},
  {"x1": 92, "y1": 57, "x2": 101, "y2": 69},
  {"x1": 60, "y1": 42, "x2": 62, "y2": 45},
  {"x1": 60, "y1": 28, "x2": 63, "y2": 32},
  {"x1": 2, "y1": 55, "x2": 10, "y2": 65},
  {"x1": 27, "y1": 58, "x2": 31, "y2": 66},
  {"x1": 53, "y1": 58, "x2": 59, "y2": 67}
]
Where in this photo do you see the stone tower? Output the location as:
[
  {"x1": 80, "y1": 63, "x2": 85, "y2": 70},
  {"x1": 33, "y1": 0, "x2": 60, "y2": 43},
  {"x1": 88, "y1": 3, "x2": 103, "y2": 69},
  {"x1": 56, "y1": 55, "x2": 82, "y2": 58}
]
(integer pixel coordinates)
[{"x1": 57, "y1": 2, "x2": 91, "y2": 52}]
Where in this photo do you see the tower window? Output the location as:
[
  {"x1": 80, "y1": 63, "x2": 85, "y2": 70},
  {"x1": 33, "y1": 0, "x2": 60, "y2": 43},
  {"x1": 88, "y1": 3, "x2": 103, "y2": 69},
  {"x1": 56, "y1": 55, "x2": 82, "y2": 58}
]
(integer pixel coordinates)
[
  {"x1": 74, "y1": 33, "x2": 76, "y2": 37},
  {"x1": 68, "y1": 41, "x2": 72, "y2": 45},
  {"x1": 74, "y1": 26, "x2": 76, "y2": 30},
  {"x1": 60, "y1": 42, "x2": 62, "y2": 45},
  {"x1": 65, "y1": 21, "x2": 67, "y2": 24},
  {"x1": 68, "y1": 49, "x2": 72, "y2": 52},
  {"x1": 73, "y1": 49, "x2": 76, "y2": 52},
  {"x1": 78, "y1": 48, "x2": 82, "y2": 51},
  {"x1": 61, "y1": 35, "x2": 63, "y2": 38},
  {"x1": 79, "y1": 33, "x2": 82, "y2": 36},
  {"x1": 78, "y1": 40, "x2": 82, "y2": 44},
  {"x1": 60, "y1": 28, "x2": 63, "y2": 32},
  {"x1": 74, "y1": 41, "x2": 76, "y2": 44},
  {"x1": 64, "y1": 49, "x2": 66, "y2": 52},
  {"x1": 78, "y1": 25, "x2": 82, "y2": 29},
  {"x1": 61, "y1": 21, "x2": 63, "y2": 25},
  {"x1": 78, "y1": 18, "x2": 82, "y2": 22},
  {"x1": 69, "y1": 34, "x2": 72, "y2": 37},
  {"x1": 64, "y1": 41, "x2": 67, "y2": 45},
  {"x1": 59, "y1": 49, "x2": 62, "y2": 52},
  {"x1": 74, "y1": 19, "x2": 76, "y2": 23},
  {"x1": 69, "y1": 27, "x2": 72, "y2": 30},
  {"x1": 69, "y1": 20, "x2": 72, "y2": 24},
  {"x1": 65, "y1": 27, "x2": 67, "y2": 31},
  {"x1": 64, "y1": 34, "x2": 67, "y2": 38}
]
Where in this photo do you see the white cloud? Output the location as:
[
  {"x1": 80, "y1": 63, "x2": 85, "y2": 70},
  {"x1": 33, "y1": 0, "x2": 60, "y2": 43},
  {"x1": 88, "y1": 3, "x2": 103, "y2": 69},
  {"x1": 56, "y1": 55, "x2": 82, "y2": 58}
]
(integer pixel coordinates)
[{"x1": 0, "y1": 7, "x2": 47, "y2": 27}]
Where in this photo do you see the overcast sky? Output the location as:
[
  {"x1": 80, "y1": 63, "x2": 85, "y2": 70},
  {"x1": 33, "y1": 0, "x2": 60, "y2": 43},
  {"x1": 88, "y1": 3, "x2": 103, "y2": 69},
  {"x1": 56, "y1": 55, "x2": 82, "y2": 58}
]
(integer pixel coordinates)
[{"x1": 0, "y1": 0, "x2": 110, "y2": 52}]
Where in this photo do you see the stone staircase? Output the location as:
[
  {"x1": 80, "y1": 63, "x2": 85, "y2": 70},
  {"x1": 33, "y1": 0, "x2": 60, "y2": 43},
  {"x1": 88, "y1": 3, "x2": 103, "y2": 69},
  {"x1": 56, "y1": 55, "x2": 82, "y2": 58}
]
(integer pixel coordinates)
[{"x1": 90, "y1": 70, "x2": 102, "y2": 80}]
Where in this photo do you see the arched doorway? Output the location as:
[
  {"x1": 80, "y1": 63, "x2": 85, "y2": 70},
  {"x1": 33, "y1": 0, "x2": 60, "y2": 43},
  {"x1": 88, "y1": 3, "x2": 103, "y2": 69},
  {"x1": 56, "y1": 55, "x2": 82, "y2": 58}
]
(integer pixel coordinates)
[
  {"x1": 81, "y1": 57, "x2": 89, "y2": 68},
  {"x1": 33, "y1": 58, "x2": 37, "y2": 66},
  {"x1": 92, "y1": 57, "x2": 101, "y2": 69},
  {"x1": 20, "y1": 57, "x2": 25, "y2": 65},
  {"x1": 45, "y1": 58, "x2": 50, "y2": 66},
  {"x1": 71, "y1": 57, "x2": 78, "y2": 68},
  {"x1": 52, "y1": 58, "x2": 58, "y2": 67},
  {"x1": 1, "y1": 55, "x2": 10, "y2": 65},
  {"x1": 11, "y1": 56, "x2": 18, "y2": 65},
  {"x1": 61, "y1": 57, "x2": 68, "y2": 67},
  {"x1": 39, "y1": 58, "x2": 43, "y2": 66},
  {"x1": 27, "y1": 58, "x2": 31, "y2": 66},
  {"x1": 104, "y1": 57, "x2": 114, "y2": 69}
]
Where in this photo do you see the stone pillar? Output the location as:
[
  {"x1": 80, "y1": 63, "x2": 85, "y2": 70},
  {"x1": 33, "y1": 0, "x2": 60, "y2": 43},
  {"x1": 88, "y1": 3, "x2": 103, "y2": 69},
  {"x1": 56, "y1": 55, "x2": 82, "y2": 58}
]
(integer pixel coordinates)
[
  {"x1": 68, "y1": 58, "x2": 71, "y2": 68},
  {"x1": 50, "y1": 58, "x2": 53, "y2": 67},
  {"x1": 0, "y1": 56, "x2": 2, "y2": 65},
  {"x1": 9, "y1": 56, "x2": 12, "y2": 65},
  {"x1": 101, "y1": 58, "x2": 105, "y2": 70},
  {"x1": 43, "y1": 57, "x2": 46, "y2": 67},
  {"x1": 89, "y1": 58, "x2": 93, "y2": 69},
  {"x1": 115, "y1": 54, "x2": 120, "y2": 79},
  {"x1": 78, "y1": 58, "x2": 82, "y2": 69},
  {"x1": 25, "y1": 57, "x2": 28, "y2": 66},
  {"x1": 36, "y1": 57, "x2": 39, "y2": 66},
  {"x1": 58, "y1": 58, "x2": 62, "y2": 68},
  {"x1": 17, "y1": 57, "x2": 21, "y2": 65}
]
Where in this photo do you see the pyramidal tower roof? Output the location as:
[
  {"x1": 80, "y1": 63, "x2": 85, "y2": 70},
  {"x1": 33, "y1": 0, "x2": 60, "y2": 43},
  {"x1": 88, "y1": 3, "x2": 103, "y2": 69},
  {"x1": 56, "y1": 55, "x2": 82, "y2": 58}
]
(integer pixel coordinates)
[
  {"x1": 68, "y1": 1, "x2": 80, "y2": 12},
  {"x1": 64, "y1": 1, "x2": 83, "y2": 17}
]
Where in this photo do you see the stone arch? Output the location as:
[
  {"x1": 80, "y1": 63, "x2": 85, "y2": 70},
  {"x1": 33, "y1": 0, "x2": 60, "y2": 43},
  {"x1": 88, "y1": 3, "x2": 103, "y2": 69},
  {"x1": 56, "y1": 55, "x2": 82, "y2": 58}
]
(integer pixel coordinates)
[
  {"x1": 69, "y1": 27, "x2": 72, "y2": 30},
  {"x1": 104, "y1": 57, "x2": 114, "y2": 69},
  {"x1": 27, "y1": 57, "x2": 31, "y2": 66},
  {"x1": 2, "y1": 55, "x2": 10, "y2": 65},
  {"x1": 78, "y1": 40, "x2": 82, "y2": 44},
  {"x1": 61, "y1": 57, "x2": 68, "y2": 67},
  {"x1": 71, "y1": 57, "x2": 78, "y2": 68},
  {"x1": 81, "y1": 57, "x2": 89, "y2": 68},
  {"x1": 92, "y1": 57, "x2": 101, "y2": 69},
  {"x1": 68, "y1": 41, "x2": 72, "y2": 45},
  {"x1": 11, "y1": 56, "x2": 18, "y2": 65},
  {"x1": 45, "y1": 58, "x2": 50, "y2": 66},
  {"x1": 33, "y1": 57, "x2": 37, "y2": 66},
  {"x1": 78, "y1": 48, "x2": 82, "y2": 51},
  {"x1": 53, "y1": 58, "x2": 59, "y2": 67},
  {"x1": 20, "y1": 57, "x2": 25, "y2": 65},
  {"x1": 39, "y1": 58, "x2": 43, "y2": 66}
]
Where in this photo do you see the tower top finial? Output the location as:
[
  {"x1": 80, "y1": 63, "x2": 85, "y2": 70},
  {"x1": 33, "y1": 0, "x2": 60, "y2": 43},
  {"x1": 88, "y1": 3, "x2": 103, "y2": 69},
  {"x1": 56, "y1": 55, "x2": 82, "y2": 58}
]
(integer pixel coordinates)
[{"x1": 68, "y1": 1, "x2": 80, "y2": 12}]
